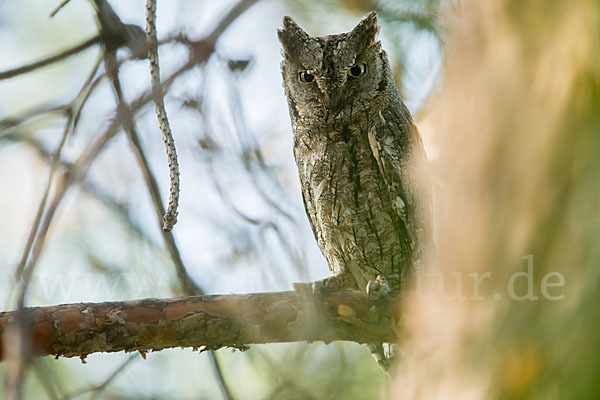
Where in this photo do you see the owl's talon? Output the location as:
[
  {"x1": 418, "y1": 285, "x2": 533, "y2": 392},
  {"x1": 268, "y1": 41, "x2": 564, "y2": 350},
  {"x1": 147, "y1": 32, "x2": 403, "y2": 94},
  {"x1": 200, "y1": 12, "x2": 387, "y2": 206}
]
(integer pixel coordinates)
[{"x1": 366, "y1": 275, "x2": 391, "y2": 301}]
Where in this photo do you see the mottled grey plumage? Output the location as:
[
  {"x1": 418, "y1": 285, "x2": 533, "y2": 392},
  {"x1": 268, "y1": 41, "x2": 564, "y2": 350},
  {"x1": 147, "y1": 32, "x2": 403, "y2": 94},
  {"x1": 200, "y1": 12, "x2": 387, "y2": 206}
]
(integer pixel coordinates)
[{"x1": 278, "y1": 13, "x2": 431, "y2": 293}]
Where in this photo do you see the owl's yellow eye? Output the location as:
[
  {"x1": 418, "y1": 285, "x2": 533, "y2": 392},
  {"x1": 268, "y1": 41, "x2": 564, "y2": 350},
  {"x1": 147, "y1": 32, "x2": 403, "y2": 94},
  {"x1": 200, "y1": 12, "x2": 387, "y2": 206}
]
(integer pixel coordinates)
[
  {"x1": 298, "y1": 71, "x2": 315, "y2": 83},
  {"x1": 348, "y1": 63, "x2": 366, "y2": 77}
]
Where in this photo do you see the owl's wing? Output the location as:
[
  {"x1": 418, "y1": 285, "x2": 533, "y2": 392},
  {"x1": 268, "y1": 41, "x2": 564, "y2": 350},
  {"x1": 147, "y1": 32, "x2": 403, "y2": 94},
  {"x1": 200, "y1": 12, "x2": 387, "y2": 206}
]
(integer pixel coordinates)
[
  {"x1": 301, "y1": 188, "x2": 321, "y2": 246},
  {"x1": 368, "y1": 106, "x2": 432, "y2": 266}
]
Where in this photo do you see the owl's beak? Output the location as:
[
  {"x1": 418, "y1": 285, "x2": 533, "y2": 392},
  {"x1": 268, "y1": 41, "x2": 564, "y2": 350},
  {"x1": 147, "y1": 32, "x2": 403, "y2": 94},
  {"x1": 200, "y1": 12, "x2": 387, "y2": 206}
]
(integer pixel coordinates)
[{"x1": 324, "y1": 91, "x2": 342, "y2": 114}]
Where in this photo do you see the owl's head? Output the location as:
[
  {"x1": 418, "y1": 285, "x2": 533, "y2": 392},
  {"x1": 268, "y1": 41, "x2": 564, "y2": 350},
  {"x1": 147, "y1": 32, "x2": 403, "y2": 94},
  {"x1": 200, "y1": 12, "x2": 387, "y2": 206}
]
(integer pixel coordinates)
[{"x1": 278, "y1": 12, "x2": 391, "y2": 123}]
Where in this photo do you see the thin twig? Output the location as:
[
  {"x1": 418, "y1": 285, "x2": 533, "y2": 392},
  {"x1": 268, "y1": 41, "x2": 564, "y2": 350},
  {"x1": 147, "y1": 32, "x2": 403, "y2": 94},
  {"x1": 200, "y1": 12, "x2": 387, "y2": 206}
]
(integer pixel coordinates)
[
  {"x1": 31, "y1": 361, "x2": 60, "y2": 400},
  {"x1": 0, "y1": 36, "x2": 100, "y2": 81},
  {"x1": 2, "y1": 131, "x2": 164, "y2": 256},
  {"x1": 14, "y1": 49, "x2": 106, "y2": 282},
  {"x1": 145, "y1": 0, "x2": 180, "y2": 232},
  {"x1": 89, "y1": 354, "x2": 138, "y2": 399},
  {"x1": 71, "y1": 55, "x2": 104, "y2": 133},
  {"x1": 205, "y1": 0, "x2": 262, "y2": 45},
  {"x1": 209, "y1": 350, "x2": 236, "y2": 400},
  {"x1": 1, "y1": 56, "x2": 100, "y2": 133},
  {"x1": 60, "y1": 354, "x2": 138, "y2": 400},
  {"x1": 209, "y1": 162, "x2": 262, "y2": 226},
  {"x1": 225, "y1": 77, "x2": 295, "y2": 223},
  {"x1": 13, "y1": 115, "x2": 71, "y2": 280},
  {"x1": 49, "y1": 0, "x2": 74, "y2": 17},
  {"x1": 0, "y1": 103, "x2": 68, "y2": 131}
]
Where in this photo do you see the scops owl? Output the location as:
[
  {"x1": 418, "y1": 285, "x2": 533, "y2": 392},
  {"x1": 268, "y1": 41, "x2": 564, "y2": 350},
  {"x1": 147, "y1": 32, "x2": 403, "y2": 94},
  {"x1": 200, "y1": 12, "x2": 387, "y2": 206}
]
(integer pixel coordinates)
[{"x1": 278, "y1": 12, "x2": 431, "y2": 293}]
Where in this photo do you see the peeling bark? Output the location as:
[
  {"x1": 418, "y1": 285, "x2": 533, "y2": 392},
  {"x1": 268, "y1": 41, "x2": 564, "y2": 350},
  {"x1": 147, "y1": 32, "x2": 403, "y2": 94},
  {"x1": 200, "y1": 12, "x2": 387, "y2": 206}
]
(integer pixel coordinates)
[{"x1": 0, "y1": 291, "x2": 402, "y2": 360}]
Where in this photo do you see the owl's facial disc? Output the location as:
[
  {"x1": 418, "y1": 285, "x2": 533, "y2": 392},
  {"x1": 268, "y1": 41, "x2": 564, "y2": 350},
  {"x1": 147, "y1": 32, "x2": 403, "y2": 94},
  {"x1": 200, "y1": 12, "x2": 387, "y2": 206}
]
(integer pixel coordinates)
[
  {"x1": 295, "y1": 60, "x2": 370, "y2": 113},
  {"x1": 279, "y1": 12, "x2": 385, "y2": 121}
]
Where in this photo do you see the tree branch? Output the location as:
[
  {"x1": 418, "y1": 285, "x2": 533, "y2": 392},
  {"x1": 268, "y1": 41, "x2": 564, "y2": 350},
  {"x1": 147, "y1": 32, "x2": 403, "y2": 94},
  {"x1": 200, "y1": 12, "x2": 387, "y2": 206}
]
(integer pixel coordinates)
[
  {"x1": 0, "y1": 36, "x2": 100, "y2": 81},
  {"x1": 146, "y1": 0, "x2": 180, "y2": 232},
  {"x1": 0, "y1": 291, "x2": 401, "y2": 360}
]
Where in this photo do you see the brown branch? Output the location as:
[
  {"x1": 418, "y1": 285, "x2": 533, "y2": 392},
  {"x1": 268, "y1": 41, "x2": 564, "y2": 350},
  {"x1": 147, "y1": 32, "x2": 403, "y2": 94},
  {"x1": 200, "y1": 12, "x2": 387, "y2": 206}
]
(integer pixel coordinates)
[
  {"x1": 14, "y1": 112, "x2": 72, "y2": 281},
  {"x1": 205, "y1": 0, "x2": 262, "y2": 45},
  {"x1": 146, "y1": 0, "x2": 180, "y2": 232},
  {"x1": 93, "y1": 0, "x2": 147, "y2": 59},
  {"x1": 62, "y1": 354, "x2": 137, "y2": 399},
  {"x1": 50, "y1": 0, "x2": 74, "y2": 17},
  {"x1": 209, "y1": 350, "x2": 236, "y2": 400},
  {"x1": 0, "y1": 132, "x2": 159, "y2": 250},
  {"x1": 0, "y1": 36, "x2": 100, "y2": 81},
  {"x1": 0, "y1": 291, "x2": 402, "y2": 360}
]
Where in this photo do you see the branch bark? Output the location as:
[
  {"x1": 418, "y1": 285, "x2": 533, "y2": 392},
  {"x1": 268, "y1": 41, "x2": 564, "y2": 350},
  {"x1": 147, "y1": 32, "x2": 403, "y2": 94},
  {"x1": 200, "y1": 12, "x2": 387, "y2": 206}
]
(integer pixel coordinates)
[
  {"x1": 0, "y1": 291, "x2": 401, "y2": 360},
  {"x1": 145, "y1": 0, "x2": 180, "y2": 232}
]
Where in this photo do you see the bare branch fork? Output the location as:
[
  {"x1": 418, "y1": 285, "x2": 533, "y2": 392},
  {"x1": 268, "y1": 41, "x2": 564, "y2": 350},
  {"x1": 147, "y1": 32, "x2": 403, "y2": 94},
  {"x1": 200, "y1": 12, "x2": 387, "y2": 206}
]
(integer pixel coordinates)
[
  {"x1": 0, "y1": 291, "x2": 402, "y2": 361},
  {"x1": 3, "y1": 1, "x2": 261, "y2": 396},
  {"x1": 0, "y1": 36, "x2": 100, "y2": 81}
]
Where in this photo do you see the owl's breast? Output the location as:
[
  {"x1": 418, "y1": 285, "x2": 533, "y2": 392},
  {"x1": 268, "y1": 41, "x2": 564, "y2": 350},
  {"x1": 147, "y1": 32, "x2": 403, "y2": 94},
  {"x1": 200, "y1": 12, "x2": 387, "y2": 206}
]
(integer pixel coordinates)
[{"x1": 293, "y1": 123, "x2": 412, "y2": 289}]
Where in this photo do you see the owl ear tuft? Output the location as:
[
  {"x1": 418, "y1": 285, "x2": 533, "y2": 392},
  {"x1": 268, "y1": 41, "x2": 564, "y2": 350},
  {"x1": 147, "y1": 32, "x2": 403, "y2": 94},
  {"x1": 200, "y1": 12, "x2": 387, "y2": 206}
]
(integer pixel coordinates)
[
  {"x1": 278, "y1": 16, "x2": 311, "y2": 52},
  {"x1": 350, "y1": 11, "x2": 380, "y2": 44}
]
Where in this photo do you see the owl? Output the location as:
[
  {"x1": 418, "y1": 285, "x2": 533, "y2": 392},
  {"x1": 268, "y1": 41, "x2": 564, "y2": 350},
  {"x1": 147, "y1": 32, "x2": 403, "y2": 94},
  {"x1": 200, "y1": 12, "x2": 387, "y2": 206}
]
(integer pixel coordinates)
[{"x1": 278, "y1": 13, "x2": 431, "y2": 294}]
